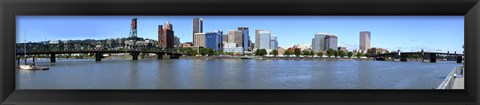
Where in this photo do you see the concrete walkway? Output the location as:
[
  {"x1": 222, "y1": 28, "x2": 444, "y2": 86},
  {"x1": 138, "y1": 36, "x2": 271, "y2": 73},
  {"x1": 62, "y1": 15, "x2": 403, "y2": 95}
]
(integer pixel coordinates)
[{"x1": 452, "y1": 77, "x2": 464, "y2": 89}]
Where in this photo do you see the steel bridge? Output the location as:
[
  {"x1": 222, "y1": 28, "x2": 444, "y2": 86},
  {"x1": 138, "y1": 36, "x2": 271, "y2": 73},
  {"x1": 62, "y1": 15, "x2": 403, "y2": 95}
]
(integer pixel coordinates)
[
  {"x1": 375, "y1": 50, "x2": 463, "y2": 63},
  {"x1": 16, "y1": 50, "x2": 183, "y2": 62}
]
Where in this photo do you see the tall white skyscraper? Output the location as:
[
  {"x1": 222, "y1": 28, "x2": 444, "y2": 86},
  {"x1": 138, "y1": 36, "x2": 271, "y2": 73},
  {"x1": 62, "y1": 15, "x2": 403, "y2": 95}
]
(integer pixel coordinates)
[
  {"x1": 312, "y1": 33, "x2": 328, "y2": 52},
  {"x1": 257, "y1": 30, "x2": 271, "y2": 49}
]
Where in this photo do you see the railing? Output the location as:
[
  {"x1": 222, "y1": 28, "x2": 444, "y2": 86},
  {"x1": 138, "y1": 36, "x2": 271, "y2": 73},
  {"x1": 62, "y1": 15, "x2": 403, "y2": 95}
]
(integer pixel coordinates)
[{"x1": 436, "y1": 65, "x2": 463, "y2": 89}]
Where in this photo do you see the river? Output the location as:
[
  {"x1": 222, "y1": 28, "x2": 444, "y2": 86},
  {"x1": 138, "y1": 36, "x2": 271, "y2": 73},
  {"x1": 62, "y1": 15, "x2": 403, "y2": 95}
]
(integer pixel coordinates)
[{"x1": 16, "y1": 59, "x2": 460, "y2": 89}]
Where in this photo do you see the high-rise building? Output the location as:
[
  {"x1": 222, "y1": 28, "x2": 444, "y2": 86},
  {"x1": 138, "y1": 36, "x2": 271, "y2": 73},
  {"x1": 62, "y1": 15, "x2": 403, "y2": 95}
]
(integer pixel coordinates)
[
  {"x1": 238, "y1": 27, "x2": 249, "y2": 51},
  {"x1": 164, "y1": 21, "x2": 173, "y2": 31},
  {"x1": 157, "y1": 25, "x2": 163, "y2": 48},
  {"x1": 222, "y1": 34, "x2": 228, "y2": 44},
  {"x1": 270, "y1": 35, "x2": 278, "y2": 49},
  {"x1": 255, "y1": 30, "x2": 265, "y2": 49},
  {"x1": 174, "y1": 36, "x2": 180, "y2": 47},
  {"x1": 325, "y1": 35, "x2": 338, "y2": 51},
  {"x1": 228, "y1": 30, "x2": 243, "y2": 47},
  {"x1": 158, "y1": 21, "x2": 174, "y2": 49},
  {"x1": 258, "y1": 30, "x2": 271, "y2": 49},
  {"x1": 193, "y1": 18, "x2": 203, "y2": 46},
  {"x1": 312, "y1": 33, "x2": 328, "y2": 52},
  {"x1": 360, "y1": 31, "x2": 371, "y2": 52},
  {"x1": 205, "y1": 30, "x2": 223, "y2": 51},
  {"x1": 193, "y1": 33, "x2": 206, "y2": 47}
]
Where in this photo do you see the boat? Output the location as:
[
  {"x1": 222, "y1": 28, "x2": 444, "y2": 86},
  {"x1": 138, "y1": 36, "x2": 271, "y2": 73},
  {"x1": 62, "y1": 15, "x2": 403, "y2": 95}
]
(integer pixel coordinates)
[
  {"x1": 18, "y1": 29, "x2": 49, "y2": 70},
  {"x1": 19, "y1": 64, "x2": 49, "y2": 70}
]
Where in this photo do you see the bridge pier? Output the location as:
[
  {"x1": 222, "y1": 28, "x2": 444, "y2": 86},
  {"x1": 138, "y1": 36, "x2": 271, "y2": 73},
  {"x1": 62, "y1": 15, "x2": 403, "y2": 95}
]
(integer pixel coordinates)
[
  {"x1": 32, "y1": 55, "x2": 35, "y2": 65},
  {"x1": 171, "y1": 54, "x2": 180, "y2": 59},
  {"x1": 157, "y1": 53, "x2": 163, "y2": 59},
  {"x1": 17, "y1": 56, "x2": 20, "y2": 66},
  {"x1": 456, "y1": 56, "x2": 463, "y2": 63},
  {"x1": 50, "y1": 54, "x2": 56, "y2": 63},
  {"x1": 95, "y1": 53, "x2": 102, "y2": 61},
  {"x1": 131, "y1": 52, "x2": 139, "y2": 60},
  {"x1": 429, "y1": 54, "x2": 437, "y2": 63},
  {"x1": 400, "y1": 54, "x2": 407, "y2": 62}
]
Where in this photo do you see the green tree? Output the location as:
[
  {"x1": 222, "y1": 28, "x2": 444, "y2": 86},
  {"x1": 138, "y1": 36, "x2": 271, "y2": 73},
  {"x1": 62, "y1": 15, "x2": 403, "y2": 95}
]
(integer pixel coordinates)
[
  {"x1": 294, "y1": 48, "x2": 301, "y2": 57},
  {"x1": 365, "y1": 53, "x2": 370, "y2": 58},
  {"x1": 356, "y1": 52, "x2": 363, "y2": 58},
  {"x1": 285, "y1": 50, "x2": 292, "y2": 57},
  {"x1": 272, "y1": 49, "x2": 278, "y2": 56},
  {"x1": 255, "y1": 49, "x2": 267, "y2": 56},
  {"x1": 338, "y1": 50, "x2": 346, "y2": 58},
  {"x1": 183, "y1": 47, "x2": 194, "y2": 56},
  {"x1": 261, "y1": 49, "x2": 268, "y2": 56},
  {"x1": 327, "y1": 48, "x2": 334, "y2": 58},
  {"x1": 347, "y1": 52, "x2": 353, "y2": 58},
  {"x1": 255, "y1": 49, "x2": 260, "y2": 56},
  {"x1": 199, "y1": 48, "x2": 207, "y2": 56},
  {"x1": 303, "y1": 50, "x2": 310, "y2": 56},
  {"x1": 207, "y1": 48, "x2": 215, "y2": 56},
  {"x1": 333, "y1": 50, "x2": 339, "y2": 57},
  {"x1": 317, "y1": 52, "x2": 323, "y2": 57}
]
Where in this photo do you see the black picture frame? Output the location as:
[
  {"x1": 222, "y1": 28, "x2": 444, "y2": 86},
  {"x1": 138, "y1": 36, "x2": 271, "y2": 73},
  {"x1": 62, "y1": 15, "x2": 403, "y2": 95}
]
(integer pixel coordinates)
[{"x1": 0, "y1": 0, "x2": 478, "y2": 105}]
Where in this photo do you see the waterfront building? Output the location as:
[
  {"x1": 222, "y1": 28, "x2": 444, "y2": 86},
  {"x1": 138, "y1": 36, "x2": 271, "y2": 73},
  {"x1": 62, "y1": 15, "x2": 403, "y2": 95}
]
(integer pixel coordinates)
[
  {"x1": 224, "y1": 43, "x2": 237, "y2": 48},
  {"x1": 228, "y1": 30, "x2": 243, "y2": 47},
  {"x1": 270, "y1": 35, "x2": 278, "y2": 49},
  {"x1": 257, "y1": 30, "x2": 271, "y2": 49},
  {"x1": 193, "y1": 18, "x2": 203, "y2": 46},
  {"x1": 181, "y1": 43, "x2": 192, "y2": 48},
  {"x1": 290, "y1": 43, "x2": 311, "y2": 51},
  {"x1": 338, "y1": 47, "x2": 347, "y2": 52},
  {"x1": 277, "y1": 48, "x2": 285, "y2": 55},
  {"x1": 223, "y1": 42, "x2": 243, "y2": 54},
  {"x1": 288, "y1": 47, "x2": 296, "y2": 52},
  {"x1": 193, "y1": 33, "x2": 206, "y2": 47},
  {"x1": 368, "y1": 47, "x2": 388, "y2": 56},
  {"x1": 222, "y1": 34, "x2": 228, "y2": 44},
  {"x1": 312, "y1": 33, "x2": 328, "y2": 52},
  {"x1": 238, "y1": 27, "x2": 250, "y2": 51},
  {"x1": 360, "y1": 31, "x2": 371, "y2": 52},
  {"x1": 205, "y1": 30, "x2": 223, "y2": 51},
  {"x1": 223, "y1": 47, "x2": 244, "y2": 54},
  {"x1": 325, "y1": 35, "x2": 338, "y2": 51}
]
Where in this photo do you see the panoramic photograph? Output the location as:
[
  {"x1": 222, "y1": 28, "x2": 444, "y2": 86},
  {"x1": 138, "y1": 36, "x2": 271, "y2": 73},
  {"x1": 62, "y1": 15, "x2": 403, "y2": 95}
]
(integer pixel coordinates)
[{"x1": 15, "y1": 16, "x2": 464, "y2": 89}]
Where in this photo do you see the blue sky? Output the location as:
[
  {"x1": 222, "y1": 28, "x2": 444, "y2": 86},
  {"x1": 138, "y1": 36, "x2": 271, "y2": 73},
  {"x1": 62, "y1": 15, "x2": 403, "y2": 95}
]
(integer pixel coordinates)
[{"x1": 16, "y1": 16, "x2": 464, "y2": 53}]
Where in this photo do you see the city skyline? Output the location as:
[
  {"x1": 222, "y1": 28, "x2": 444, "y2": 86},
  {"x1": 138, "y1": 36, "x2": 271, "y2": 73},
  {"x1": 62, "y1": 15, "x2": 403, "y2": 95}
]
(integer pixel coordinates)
[{"x1": 16, "y1": 16, "x2": 464, "y2": 53}]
